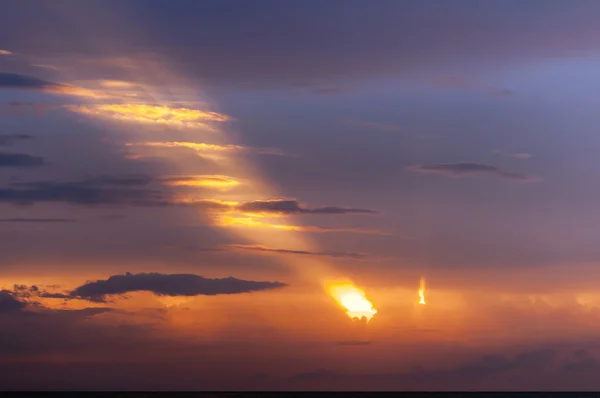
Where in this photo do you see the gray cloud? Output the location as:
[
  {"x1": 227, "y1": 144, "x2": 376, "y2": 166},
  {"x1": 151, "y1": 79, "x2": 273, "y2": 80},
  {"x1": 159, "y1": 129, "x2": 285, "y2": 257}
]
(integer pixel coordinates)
[
  {"x1": 563, "y1": 349, "x2": 599, "y2": 372},
  {"x1": 230, "y1": 244, "x2": 374, "y2": 260},
  {"x1": 409, "y1": 163, "x2": 538, "y2": 182},
  {"x1": 0, "y1": 73, "x2": 55, "y2": 90},
  {"x1": 236, "y1": 199, "x2": 378, "y2": 215},
  {"x1": 0, "y1": 153, "x2": 44, "y2": 168},
  {"x1": 0, "y1": 218, "x2": 76, "y2": 223},
  {"x1": 0, "y1": 134, "x2": 32, "y2": 146},
  {"x1": 0, "y1": 290, "x2": 27, "y2": 314},
  {"x1": 69, "y1": 272, "x2": 287, "y2": 302}
]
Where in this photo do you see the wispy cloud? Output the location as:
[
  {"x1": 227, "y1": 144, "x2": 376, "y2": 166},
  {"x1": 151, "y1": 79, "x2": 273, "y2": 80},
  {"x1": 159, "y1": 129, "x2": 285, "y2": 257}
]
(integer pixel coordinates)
[
  {"x1": 65, "y1": 104, "x2": 230, "y2": 129},
  {"x1": 0, "y1": 73, "x2": 107, "y2": 99},
  {"x1": 229, "y1": 244, "x2": 375, "y2": 260},
  {"x1": 0, "y1": 153, "x2": 44, "y2": 168},
  {"x1": 158, "y1": 175, "x2": 240, "y2": 190},
  {"x1": 69, "y1": 272, "x2": 287, "y2": 302},
  {"x1": 217, "y1": 216, "x2": 386, "y2": 234},
  {"x1": 127, "y1": 141, "x2": 286, "y2": 158},
  {"x1": 492, "y1": 150, "x2": 533, "y2": 160},
  {"x1": 409, "y1": 163, "x2": 539, "y2": 182},
  {"x1": 342, "y1": 119, "x2": 399, "y2": 132},
  {"x1": 0, "y1": 49, "x2": 12, "y2": 55},
  {"x1": 0, "y1": 134, "x2": 32, "y2": 146}
]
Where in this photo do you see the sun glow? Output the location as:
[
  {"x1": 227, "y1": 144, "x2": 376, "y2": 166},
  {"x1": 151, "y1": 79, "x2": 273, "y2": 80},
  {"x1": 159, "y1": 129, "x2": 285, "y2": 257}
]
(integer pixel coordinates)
[
  {"x1": 327, "y1": 283, "x2": 377, "y2": 322},
  {"x1": 419, "y1": 276, "x2": 427, "y2": 305}
]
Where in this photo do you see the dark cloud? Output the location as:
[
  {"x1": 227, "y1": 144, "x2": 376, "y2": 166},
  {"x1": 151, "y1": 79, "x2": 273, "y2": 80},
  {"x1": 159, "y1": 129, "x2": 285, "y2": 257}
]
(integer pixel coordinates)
[
  {"x1": 0, "y1": 134, "x2": 32, "y2": 146},
  {"x1": 0, "y1": 178, "x2": 164, "y2": 206},
  {"x1": 563, "y1": 349, "x2": 599, "y2": 372},
  {"x1": 69, "y1": 272, "x2": 287, "y2": 301},
  {"x1": 0, "y1": 290, "x2": 27, "y2": 314},
  {"x1": 0, "y1": 73, "x2": 55, "y2": 90},
  {"x1": 409, "y1": 163, "x2": 538, "y2": 182},
  {"x1": 236, "y1": 199, "x2": 378, "y2": 215},
  {"x1": 230, "y1": 244, "x2": 374, "y2": 260},
  {"x1": 0, "y1": 153, "x2": 44, "y2": 168},
  {"x1": 0, "y1": 218, "x2": 76, "y2": 223},
  {"x1": 0, "y1": 178, "x2": 378, "y2": 218}
]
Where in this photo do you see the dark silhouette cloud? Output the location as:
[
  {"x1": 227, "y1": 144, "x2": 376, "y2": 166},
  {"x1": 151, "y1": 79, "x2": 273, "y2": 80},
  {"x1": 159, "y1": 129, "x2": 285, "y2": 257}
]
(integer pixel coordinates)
[
  {"x1": 563, "y1": 349, "x2": 599, "y2": 372},
  {"x1": 0, "y1": 178, "x2": 377, "y2": 217},
  {"x1": 409, "y1": 163, "x2": 538, "y2": 182},
  {"x1": 0, "y1": 179, "x2": 164, "y2": 206},
  {"x1": 230, "y1": 244, "x2": 374, "y2": 260},
  {"x1": 0, "y1": 134, "x2": 32, "y2": 146},
  {"x1": 236, "y1": 199, "x2": 378, "y2": 215},
  {"x1": 0, "y1": 73, "x2": 55, "y2": 90},
  {"x1": 0, "y1": 291, "x2": 27, "y2": 314},
  {"x1": 0, "y1": 153, "x2": 44, "y2": 168},
  {"x1": 69, "y1": 272, "x2": 287, "y2": 301}
]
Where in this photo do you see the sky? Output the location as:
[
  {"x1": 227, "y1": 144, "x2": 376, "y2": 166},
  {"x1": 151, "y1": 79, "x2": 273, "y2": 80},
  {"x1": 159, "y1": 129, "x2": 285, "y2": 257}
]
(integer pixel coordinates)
[{"x1": 2, "y1": 0, "x2": 600, "y2": 391}]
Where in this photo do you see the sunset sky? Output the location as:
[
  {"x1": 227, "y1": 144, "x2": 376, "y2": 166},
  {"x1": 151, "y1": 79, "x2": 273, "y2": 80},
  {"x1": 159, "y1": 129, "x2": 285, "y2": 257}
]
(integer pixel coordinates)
[{"x1": 3, "y1": 0, "x2": 600, "y2": 391}]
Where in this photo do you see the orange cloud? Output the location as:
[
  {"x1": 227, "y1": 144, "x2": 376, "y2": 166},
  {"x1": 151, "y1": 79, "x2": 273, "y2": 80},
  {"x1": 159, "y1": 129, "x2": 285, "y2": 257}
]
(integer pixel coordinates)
[
  {"x1": 0, "y1": 49, "x2": 12, "y2": 55},
  {"x1": 65, "y1": 104, "x2": 229, "y2": 129},
  {"x1": 98, "y1": 80, "x2": 136, "y2": 89},
  {"x1": 127, "y1": 141, "x2": 285, "y2": 157},
  {"x1": 215, "y1": 215, "x2": 385, "y2": 235}
]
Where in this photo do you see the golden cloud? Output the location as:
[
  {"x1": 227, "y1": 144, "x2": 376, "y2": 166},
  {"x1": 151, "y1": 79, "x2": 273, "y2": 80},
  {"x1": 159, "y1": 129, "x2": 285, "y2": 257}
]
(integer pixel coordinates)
[
  {"x1": 65, "y1": 104, "x2": 230, "y2": 128},
  {"x1": 99, "y1": 80, "x2": 137, "y2": 89},
  {"x1": 159, "y1": 175, "x2": 240, "y2": 190},
  {"x1": 126, "y1": 141, "x2": 285, "y2": 157},
  {"x1": 215, "y1": 216, "x2": 386, "y2": 235}
]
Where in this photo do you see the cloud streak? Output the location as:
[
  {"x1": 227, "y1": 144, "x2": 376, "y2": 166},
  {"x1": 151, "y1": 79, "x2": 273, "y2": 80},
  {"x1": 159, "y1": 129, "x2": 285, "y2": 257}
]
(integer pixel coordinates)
[
  {"x1": 409, "y1": 163, "x2": 539, "y2": 182},
  {"x1": 69, "y1": 272, "x2": 287, "y2": 302},
  {"x1": 0, "y1": 153, "x2": 44, "y2": 168},
  {"x1": 229, "y1": 244, "x2": 375, "y2": 260}
]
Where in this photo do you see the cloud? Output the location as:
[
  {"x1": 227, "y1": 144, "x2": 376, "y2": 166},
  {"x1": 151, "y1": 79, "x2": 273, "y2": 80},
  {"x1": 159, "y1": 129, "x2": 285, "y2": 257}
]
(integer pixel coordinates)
[
  {"x1": 229, "y1": 244, "x2": 375, "y2": 260},
  {"x1": 0, "y1": 290, "x2": 27, "y2": 314},
  {"x1": 343, "y1": 119, "x2": 400, "y2": 132},
  {"x1": 0, "y1": 73, "x2": 53, "y2": 90},
  {"x1": 493, "y1": 150, "x2": 533, "y2": 160},
  {"x1": 0, "y1": 134, "x2": 32, "y2": 146},
  {"x1": 0, "y1": 102, "x2": 55, "y2": 116},
  {"x1": 127, "y1": 141, "x2": 286, "y2": 158},
  {"x1": 0, "y1": 73, "x2": 104, "y2": 98},
  {"x1": 69, "y1": 272, "x2": 287, "y2": 302},
  {"x1": 409, "y1": 163, "x2": 538, "y2": 182},
  {"x1": 65, "y1": 104, "x2": 230, "y2": 129},
  {"x1": 0, "y1": 153, "x2": 44, "y2": 168},
  {"x1": 0, "y1": 49, "x2": 11, "y2": 55},
  {"x1": 235, "y1": 199, "x2": 378, "y2": 216},
  {"x1": 217, "y1": 216, "x2": 387, "y2": 234},
  {"x1": 0, "y1": 218, "x2": 76, "y2": 223},
  {"x1": 563, "y1": 349, "x2": 599, "y2": 372},
  {"x1": 0, "y1": 177, "x2": 377, "y2": 218},
  {"x1": 158, "y1": 175, "x2": 240, "y2": 189},
  {"x1": 0, "y1": 178, "x2": 163, "y2": 206}
]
